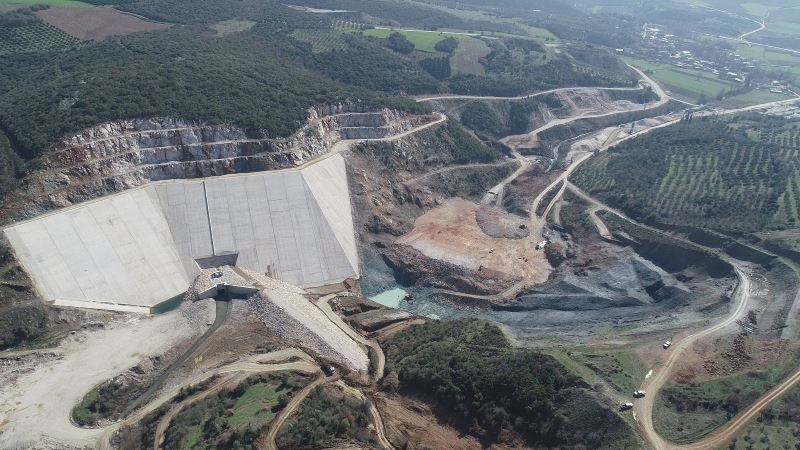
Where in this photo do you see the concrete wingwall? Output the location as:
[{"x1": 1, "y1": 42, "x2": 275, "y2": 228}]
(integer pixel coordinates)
[{"x1": 3, "y1": 154, "x2": 358, "y2": 311}]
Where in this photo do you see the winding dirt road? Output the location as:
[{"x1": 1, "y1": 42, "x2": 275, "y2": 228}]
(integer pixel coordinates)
[
  {"x1": 415, "y1": 83, "x2": 650, "y2": 102},
  {"x1": 259, "y1": 376, "x2": 327, "y2": 450},
  {"x1": 635, "y1": 265, "x2": 752, "y2": 450},
  {"x1": 98, "y1": 349, "x2": 319, "y2": 450},
  {"x1": 334, "y1": 381, "x2": 395, "y2": 450},
  {"x1": 314, "y1": 293, "x2": 387, "y2": 383},
  {"x1": 566, "y1": 183, "x2": 800, "y2": 450}
]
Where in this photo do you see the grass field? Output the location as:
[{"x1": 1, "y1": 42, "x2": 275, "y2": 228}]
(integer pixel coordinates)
[
  {"x1": 162, "y1": 374, "x2": 301, "y2": 449},
  {"x1": 450, "y1": 35, "x2": 489, "y2": 75},
  {"x1": 545, "y1": 346, "x2": 648, "y2": 395},
  {"x1": 720, "y1": 88, "x2": 795, "y2": 108},
  {"x1": 212, "y1": 19, "x2": 255, "y2": 36},
  {"x1": 623, "y1": 56, "x2": 739, "y2": 102},
  {"x1": 767, "y1": 20, "x2": 800, "y2": 37},
  {"x1": 742, "y1": 2, "x2": 781, "y2": 17},
  {"x1": 226, "y1": 381, "x2": 284, "y2": 426},
  {"x1": 0, "y1": 0, "x2": 87, "y2": 7},
  {"x1": 405, "y1": 0, "x2": 557, "y2": 42}
]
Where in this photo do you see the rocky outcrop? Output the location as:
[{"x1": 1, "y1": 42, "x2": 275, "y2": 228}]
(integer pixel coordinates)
[{"x1": 6, "y1": 106, "x2": 430, "y2": 221}]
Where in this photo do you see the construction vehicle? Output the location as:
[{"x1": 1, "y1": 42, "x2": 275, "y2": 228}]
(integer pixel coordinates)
[
  {"x1": 619, "y1": 402, "x2": 634, "y2": 411},
  {"x1": 633, "y1": 390, "x2": 646, "y2": 398}
]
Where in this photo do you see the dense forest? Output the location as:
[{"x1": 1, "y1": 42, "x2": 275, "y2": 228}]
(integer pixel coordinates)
[
  {"x1": 0, "y1": 24, "x2": 423, "y2": 161},
  {"x1": 574, "y1": 115, "x2": 800, "y2": 232},
  {"x1": 0, "y1": 0, "x2": 638, "y2": 169},
  {"x1": 383, "y1": 319, "x2": 640, "y2": 449}
]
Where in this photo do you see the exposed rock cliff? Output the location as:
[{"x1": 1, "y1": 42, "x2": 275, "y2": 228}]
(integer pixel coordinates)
[{"x1": 5, "y1": 105, "x2": 430, "y2": 221}]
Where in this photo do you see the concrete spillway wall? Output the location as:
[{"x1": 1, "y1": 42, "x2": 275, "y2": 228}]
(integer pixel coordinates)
[{"x1": 3, "y1": 154, "x2": 358, "y2": 312}]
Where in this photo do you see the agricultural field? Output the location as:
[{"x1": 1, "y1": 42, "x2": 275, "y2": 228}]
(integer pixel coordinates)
[
  {"x1": 741, "y1": 2, "x2": 782, "y2": 17},
  {"x1": 720, "y1": 88, "x2": 795, "y2": 108},
  {"x1": 623, "y1": 57, "x2": 738, "y2": 103},
  {"x1": 737, "y1": 44, "x2": 800, "y2": 68},
  {"x1": 406, "y1": 0, "x2": 557, "y2": 43},
  {"x1": 0, "y1": 19, "x2": 78, "y2": 54},
  {"x1": 573, "y1": 115, "x2": 800, "y2": 232},
  {"x1": 767, "y1": 20, "x2": 800, "y2": 37},
  {"x1": 212, "y1": 19, "x2": 255, "y2": 36},
  {"x1": 290, "y1": 28, "x2": 349, "y2": 52},
  {"x1": 0, "y1": 0, "x2": 87, "y2": 10},
  {"x1": 35, "y1": 6, "x2": 170, "y2": 41},
  {"x1": 450, "y1": 35, "x2": 489, "y2": 75},
  {"x1": 361, "y1": 27, "x2": 451, "y2": 53}
]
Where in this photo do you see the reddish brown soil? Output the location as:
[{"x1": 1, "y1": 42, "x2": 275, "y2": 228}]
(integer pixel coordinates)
[
  {"x1": 395, "y1": 198, "x2": 550, "y2": 288},
  {"x1": 36, "y1": 6, "x2": 169, "y2": 41}
]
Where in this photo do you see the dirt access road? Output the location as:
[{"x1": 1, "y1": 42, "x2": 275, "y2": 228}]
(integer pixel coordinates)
[
  {"x1": 635, "y1": 264, "x2": 752, "y2": 450},
  {"x1": 415, "y1": 83, "x2": 649, "y2": 102},
  {"x1": 567, "y1": 183, "x2": 800, "y2": 450},
  {"x1": 99, "y1": 348, "x2": 319, "y2": 450},
  {"x1": 314, "y1": 293, "x2": 386, "y2": 383}
]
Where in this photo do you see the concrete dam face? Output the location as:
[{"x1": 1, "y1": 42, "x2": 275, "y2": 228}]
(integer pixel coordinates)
[{"x1": 3, "y1": 155, "x2": 358, "y2": 313}]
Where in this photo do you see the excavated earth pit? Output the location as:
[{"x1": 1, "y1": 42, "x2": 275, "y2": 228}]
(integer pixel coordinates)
[{"x1": 386, "y1": 198, "x2": 550, "y2": 296}]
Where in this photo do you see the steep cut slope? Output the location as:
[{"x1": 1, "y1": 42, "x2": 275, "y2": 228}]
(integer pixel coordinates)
[{"x1": 5, "y1": 107, "x2": 427, "y2": 222}]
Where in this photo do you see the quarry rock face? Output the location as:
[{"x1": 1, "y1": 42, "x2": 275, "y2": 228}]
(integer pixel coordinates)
[{"x1": 7, "y1": 106, "x2": 426, "y2": 221}]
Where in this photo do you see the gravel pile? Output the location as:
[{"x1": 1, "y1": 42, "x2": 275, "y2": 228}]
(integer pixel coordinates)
[
  {"x1": 179, "y1": 297, "x2": 215, "y2": 328},
  {"x1": 244, "y1": 273, "x2": 368, "y2": 372}
]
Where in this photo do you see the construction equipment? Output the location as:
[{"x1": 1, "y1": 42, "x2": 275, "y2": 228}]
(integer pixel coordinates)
[{"x1": 633, "y1": 390, "x2": 646, "y2": 398}]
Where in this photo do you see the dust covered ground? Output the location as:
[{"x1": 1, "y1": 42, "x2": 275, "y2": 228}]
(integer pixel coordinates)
[{"x1": 0, "y1": 306, "x2": 203, "y2": 448}]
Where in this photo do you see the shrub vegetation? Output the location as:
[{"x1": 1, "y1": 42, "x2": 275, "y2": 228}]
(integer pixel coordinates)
[{"x1": 383, "y1": 319, "x2": 640, "y2": 449}]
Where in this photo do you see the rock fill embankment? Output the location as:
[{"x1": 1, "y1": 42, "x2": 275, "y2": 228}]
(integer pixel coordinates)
[{"x1": 7, "y1": 105, "x2": 429, "y2": 221}]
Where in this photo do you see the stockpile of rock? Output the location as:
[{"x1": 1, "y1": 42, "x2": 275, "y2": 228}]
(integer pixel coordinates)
[{"x1": 243, "y1": 272, "x2": 368, "y2": 373}]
